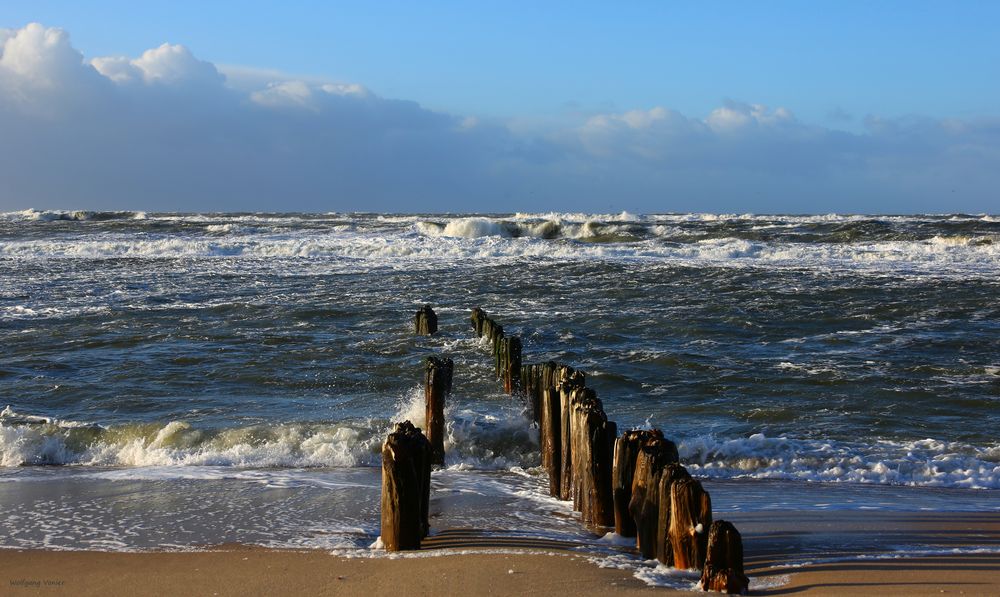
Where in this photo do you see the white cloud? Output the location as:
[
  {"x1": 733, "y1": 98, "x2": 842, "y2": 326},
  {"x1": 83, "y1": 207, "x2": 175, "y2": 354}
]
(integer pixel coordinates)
[
  {"x1": 0, "y1": 23, "x2": 997, "y2": 213},
  {"x1": 250, "y1": 80, "x2": 315, "y2": 108},
  {"x1": 132, "y1": 43, "x2": 222, "y2": 85},
  {"x1": 90, "y1": 43, "x2": 222, "y2": 87},
  {"x1": 706, "y1": 101, "x2": 795, "y2": 132},
  {"x1": 249, "y1": 80, "x2": 370, "y2": 110},
  {"x1": 89, "y1": 55, "x2": 141, "y2": 83}
]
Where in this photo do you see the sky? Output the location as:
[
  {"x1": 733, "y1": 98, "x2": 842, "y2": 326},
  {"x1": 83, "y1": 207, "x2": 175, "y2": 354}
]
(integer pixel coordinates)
[{"x1": 1, "y1": 1, "x2": 998, "y2": 214}]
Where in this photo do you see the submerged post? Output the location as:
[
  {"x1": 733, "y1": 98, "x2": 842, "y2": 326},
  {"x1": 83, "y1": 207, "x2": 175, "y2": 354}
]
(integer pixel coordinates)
[
  {"x1": 414, "y1": 305, "x2": 438, "y2": 335},
  {"x1": 470, "y1": 307, "x2": 487, "y2": 337},
  {"x1": 380, "y1": 421, "x2": 432, "y2": 551},
  {"x1": 700, "y1": 521, "x2": 749, "y2": 595},
  {"x1": 500, "y1": 336, "x2": 522, "y2": 394},
  {"x1": 424, "y1": 356, "x2": 453, "y2": 466}
]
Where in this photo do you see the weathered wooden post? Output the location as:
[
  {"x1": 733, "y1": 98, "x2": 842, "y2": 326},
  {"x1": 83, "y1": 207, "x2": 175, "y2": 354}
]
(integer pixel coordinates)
[
  {"x1": 557, "y1": 366, "x2": 585, "y2": 501},
  {"x1": 628, "y1": 435, "x2": 680, "y2": 559},
  {"x1": 470, "y1": 307, "x2": 487, "y2": 337},
  {"x1": 520, "y1": 361, "x2": 553, "y2": 426},
  {"x1": 380, "y1": 421, "x2": 432, "y2": 551},
  {"x1": 520, "y1": 362, "x2": 549, "y2": 421},
  {"x1": 499, "y1": 336, "x2": 522, "y2": 394},
  {"x1": 482, "y1": 318, "x2": 502, "y2": 344},
  {"x1": 572, "y1": 390, "x2": 616, "y2": 528},
  {"x1": 569, "y1": 387, "x2": 591, "y2": 513},
  {"x1": 669, "y1": 477, "x2": 712, "y2": 570},
  {"x1": 656, "y1": 463, "x2": 692, "y2": 565},
  {"x1": 424, "y1": 356, "x2": 453, "y2": 466},
  {"x1": 414, "y1": 305, "x2": 438, "y2": 335},
  {"x1": 489, "y1": 323, "x2": 504, "y2": 378},
  {"x1": 613, "y1": 429, "x2": 661, "y2": 537},
  {"x1": 700, "y1": 521, "x2": 749, "y2": 594},
  {"x1": 540, "y1": 386, "x2": 561, "y2": 497}
]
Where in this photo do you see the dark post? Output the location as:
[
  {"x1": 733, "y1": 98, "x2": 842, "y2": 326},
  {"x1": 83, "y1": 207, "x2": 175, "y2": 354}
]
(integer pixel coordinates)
[
  {"x1": 565, "y1": 387, "x2": 616, "y2": 528},
  {"x1": 470, "y1": 307, "x2": 487, "y2": 337},
  {"x1": 700, "y1": 521, "x2": 749, "y2": 595},
  {"x1": 414, "y1": 305, "x2": 438, "y2": 335},
  {"x1": 628, "y1": 435, "x2": 680, "y2": 559},
  {"x1": 380, "y1": 421, "x2": 432, "y2": 551},
  {"x1": 669, "y1": 477, "x2": 712, "y2": 570},
  {"x1": 540, "y1": 386, "x2": 562, "y2": 497},
  {"x1": 613, "y1": 429, "x2": 661, "y2": 537},
  {"x1": 424, "y1": 356, "x2": 453, "y2": 466},
  {"x1": 500, "y1": 336, "x2": 522, "y2": 394},
  {"x1": 656, "y1": 463, "x2": 692, "y2": 565},
  {"x1": 557, "y1": 367, "x2": 585, "y2": 501}
]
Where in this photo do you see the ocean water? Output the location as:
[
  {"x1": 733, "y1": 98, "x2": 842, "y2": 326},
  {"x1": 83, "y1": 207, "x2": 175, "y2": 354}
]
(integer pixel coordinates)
[{"x1": 1, "y1": 210, "x2": 998, "y2": 561}]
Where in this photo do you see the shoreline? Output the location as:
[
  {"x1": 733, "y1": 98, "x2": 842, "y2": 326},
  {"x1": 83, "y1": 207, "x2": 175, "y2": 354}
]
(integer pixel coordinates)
[
  {"x1": 3, "y1": 508, "x2": 999, "y2": 595},
  {"x1": 3, "y1": 545, "x2": 999, "y2": 596}
]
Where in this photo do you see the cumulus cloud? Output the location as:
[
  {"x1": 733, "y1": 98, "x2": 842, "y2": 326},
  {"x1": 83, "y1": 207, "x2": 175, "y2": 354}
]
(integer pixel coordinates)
[
  {"x1": 91, "y1": 43, "x2": 222, "y2": 87},
  {"x1": 0, "y1": 23, "x2": 997, "y2": 213}
]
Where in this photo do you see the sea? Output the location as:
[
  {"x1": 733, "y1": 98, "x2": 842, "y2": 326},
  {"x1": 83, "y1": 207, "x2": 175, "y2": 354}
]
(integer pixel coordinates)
[{"x1": 1, "y1": 209, "x2": 998, "y2": 585}]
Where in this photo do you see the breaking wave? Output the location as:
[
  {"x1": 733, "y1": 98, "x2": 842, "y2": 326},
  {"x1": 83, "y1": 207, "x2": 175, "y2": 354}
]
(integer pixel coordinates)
[
  {"x1": 0, "y1": 400, "x2": 537, "y2": 470},
  {"x1": 2, "y1": 209, "x2": 148, "y2": 222},
  {"x1": 5, "y1": 406, "x2": 998, "y2": 489}
]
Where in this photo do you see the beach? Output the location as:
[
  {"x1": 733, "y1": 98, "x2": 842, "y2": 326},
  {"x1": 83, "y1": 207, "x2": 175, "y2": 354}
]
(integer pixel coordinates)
[
  {"x1": 4, "y1": 507, "x2": 999, "y2": 596},
  {"x1": 3, "y1": 499, "x2": 998, "y2": 595}
]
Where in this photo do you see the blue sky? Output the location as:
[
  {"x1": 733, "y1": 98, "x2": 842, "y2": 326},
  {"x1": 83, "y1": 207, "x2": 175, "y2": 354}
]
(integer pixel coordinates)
[{"x1": 1, "y1": 2, "x2": 998, "y2": 213}]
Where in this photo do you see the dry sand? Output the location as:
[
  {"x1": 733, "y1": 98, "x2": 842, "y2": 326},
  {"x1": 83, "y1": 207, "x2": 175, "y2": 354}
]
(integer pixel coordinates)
[{"x1": 2, "y1": 510, "x2": 998, "y2": 596}]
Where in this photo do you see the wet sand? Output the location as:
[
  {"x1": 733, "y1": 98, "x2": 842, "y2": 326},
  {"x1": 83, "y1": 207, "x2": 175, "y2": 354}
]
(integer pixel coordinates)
[
  {"x1": 2, "y1": 510, "x2": 998, "y2": 596},
  {"x1": 2, "y1": 547, "x2": 999, "y2": 596}
]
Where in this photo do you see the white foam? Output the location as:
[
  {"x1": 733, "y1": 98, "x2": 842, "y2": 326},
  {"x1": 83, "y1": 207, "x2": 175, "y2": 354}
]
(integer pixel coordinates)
[
  {"x1": 415, "y1": 218, "x2": 511, "y2": 238},
  {"x1": 2, "y1": 223, "x2": 996, "y2": 280},
  {"x1": 679, "y1": 433, "x2": 1000, "y2": 489},
  {"x1": 0, "y1": 209, "x2": 147, "y2": 222},
  {"x1": 0, "y1": 402, "x2": 538, "y2": 471}
]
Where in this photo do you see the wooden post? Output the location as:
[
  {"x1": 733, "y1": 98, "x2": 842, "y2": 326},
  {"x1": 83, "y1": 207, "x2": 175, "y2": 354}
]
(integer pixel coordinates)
[
  {"x1": 414, "y1": 305, "x2": 438, "y2": 335},
  {"x1": 700, "y1": 521, "x2": 749, "y2": 595},
  {"x1": 540, "y1": 386, "x2": 561, "y2": 497},
  {"x1": 669, "y1": 477, "x2": 712, "y2": 570},
  {"x1": 490, "y1": 324, "x2": 504, "y2": 378},
  {"x1": 628, "y1": 435, "x2": 680, "y2": 559},
  {"x1": 613, "y1": 429, "x2": 662, "y2": 537},
  {"x1": 572, "y1": 390, "x2": 616, "y2": 528},
  {"x1": 470, "y1": 307, "x2": 487, "y2": 337},
  {"x1": 522, "y1": 361, "x2": 554, "y2": 423},
  {"x1": 424, "y1": 356, "x2": 453, "y2": 466},
  {"x1": 656, "y1": 463, "x2": 692, "y2": 565},
  {"x1": 520, "y1": 364, "x2": 534, "y2": 413},
  {"x1": 557, "y1": 367, "x2": 585, "y2": 501},
  {"x1": 521, "y1": 362, "x2": 550, "y2": 421},
  {"x1": 570, "y1": 388, "x2": 594, "y2": 513},
  {"x1": 500, "y1": 336, "x2": 522, "y2": 394},
  {"x1": 380, "y1": 421, "x2": 432, "y2": 551}
]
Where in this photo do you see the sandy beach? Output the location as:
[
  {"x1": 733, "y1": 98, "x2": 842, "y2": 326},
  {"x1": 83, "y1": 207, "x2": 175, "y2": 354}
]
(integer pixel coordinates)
[
  {"x1": 3, "y1": 547, "x2": 999, "y2": 596},
  {"x1": 3, "y1": 510, "x2": 998, "y2": 596}
]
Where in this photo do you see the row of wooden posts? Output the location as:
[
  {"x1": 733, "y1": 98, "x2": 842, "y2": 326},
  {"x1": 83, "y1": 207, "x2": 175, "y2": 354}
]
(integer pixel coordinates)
[{"x1": 381, "y1": 305, "x2": 747, "y2": 594}]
